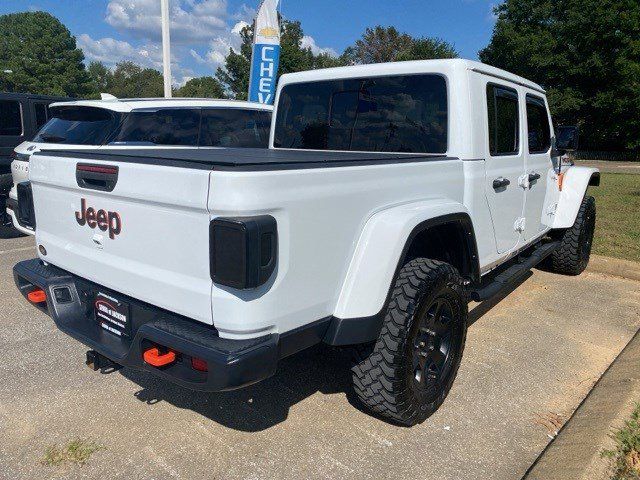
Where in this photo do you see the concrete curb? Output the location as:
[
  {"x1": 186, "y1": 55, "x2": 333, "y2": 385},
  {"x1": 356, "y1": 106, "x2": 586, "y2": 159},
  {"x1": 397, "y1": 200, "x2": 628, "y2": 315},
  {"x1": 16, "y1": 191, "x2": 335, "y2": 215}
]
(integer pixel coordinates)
[
  {"x1": 588, "y1": 254, "x2": 640, "y2": 282},
  {"x1": 524, "y1": 328, "x2": 640, "y2": 480}
]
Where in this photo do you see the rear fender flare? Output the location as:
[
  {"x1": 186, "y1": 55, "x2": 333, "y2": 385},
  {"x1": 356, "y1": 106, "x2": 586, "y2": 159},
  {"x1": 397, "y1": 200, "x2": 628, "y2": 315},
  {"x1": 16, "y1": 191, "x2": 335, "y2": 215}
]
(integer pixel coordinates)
[{"x1": 333, "y1": 200, "x2": 478, "y2": 322}]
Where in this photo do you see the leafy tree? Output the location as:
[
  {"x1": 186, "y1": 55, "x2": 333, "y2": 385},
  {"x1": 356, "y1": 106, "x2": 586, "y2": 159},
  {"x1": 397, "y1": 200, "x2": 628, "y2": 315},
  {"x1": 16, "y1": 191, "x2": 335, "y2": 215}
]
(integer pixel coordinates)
[
  {"x1": 176, "y1": 76, "x2": 225, "y2": 98},
  {"x1": 105, "y1": 62, "x2": 164, "y2": 98},
  {"x1": 87, "y1": 61, "x2": 110, "y2": 95},
  {"x1": 343, "y1": 26, "x2": 458, "y2": 64},
  {"x1": 0, "y1": 11, "x2": 94, "y2": 97},
  {"x1": 217, "y1": 19, "x2": 345, "y2": 99},
  {"x1": 396, "y1": 37, "x2": 459, "y2": 62},
  {"x1": 480, "y1": 0, "x2": 640, "y2": 151}
]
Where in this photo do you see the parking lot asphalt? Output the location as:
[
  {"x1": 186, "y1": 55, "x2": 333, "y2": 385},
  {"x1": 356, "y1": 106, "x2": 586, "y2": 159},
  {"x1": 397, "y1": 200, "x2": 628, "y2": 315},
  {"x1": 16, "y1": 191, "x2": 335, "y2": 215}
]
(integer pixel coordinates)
[{"x1": 1, "y1": 234, "x2": 639, "y2": 480}]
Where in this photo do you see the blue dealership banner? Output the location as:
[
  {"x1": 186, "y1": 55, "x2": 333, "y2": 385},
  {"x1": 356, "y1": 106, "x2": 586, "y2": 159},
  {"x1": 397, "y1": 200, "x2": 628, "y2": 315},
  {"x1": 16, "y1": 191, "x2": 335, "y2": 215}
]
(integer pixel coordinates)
[{"x1": 248, "y1": 43, "x2": 281, "y2": 105}]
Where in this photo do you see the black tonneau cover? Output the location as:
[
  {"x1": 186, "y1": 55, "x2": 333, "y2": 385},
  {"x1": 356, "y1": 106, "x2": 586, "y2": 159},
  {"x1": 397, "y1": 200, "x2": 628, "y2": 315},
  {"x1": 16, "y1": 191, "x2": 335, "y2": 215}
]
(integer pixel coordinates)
[{"x1": 36, "y1": 148, "x2": 454, "y2": 171}]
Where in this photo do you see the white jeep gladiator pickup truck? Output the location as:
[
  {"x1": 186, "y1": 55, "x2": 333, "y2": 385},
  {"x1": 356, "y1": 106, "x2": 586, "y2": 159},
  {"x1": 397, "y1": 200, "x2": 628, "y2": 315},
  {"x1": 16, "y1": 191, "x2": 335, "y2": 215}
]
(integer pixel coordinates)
[{"x1": 14, "y1": 59, "x2": 599, "y2": 426}]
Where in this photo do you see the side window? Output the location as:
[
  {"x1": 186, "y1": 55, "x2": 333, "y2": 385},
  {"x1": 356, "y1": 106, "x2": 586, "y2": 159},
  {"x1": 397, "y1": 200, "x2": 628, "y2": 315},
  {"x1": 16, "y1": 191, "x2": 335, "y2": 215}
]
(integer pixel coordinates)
[
  {"x1": 0, "y1": 100, "x2": 23, "y2": 136},
  {"x1": 110, "y1": 109, "x2": 201, "y2": 146},
  {"x1": 526, "y1": 94, "x2": 551, "y2": 153},
  {"x1": 34, "y1": 103, "x2": 49, "y2": 129},
  {"x1": 486, "y1": 84, "x2": 519, "y2": 156}
]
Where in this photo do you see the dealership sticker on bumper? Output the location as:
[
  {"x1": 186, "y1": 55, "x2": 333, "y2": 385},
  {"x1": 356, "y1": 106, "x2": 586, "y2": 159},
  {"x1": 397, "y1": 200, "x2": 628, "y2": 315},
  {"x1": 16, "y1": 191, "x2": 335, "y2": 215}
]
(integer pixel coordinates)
[{"x1": 95, "y1": 292, "x2": 130, "y2": 337}]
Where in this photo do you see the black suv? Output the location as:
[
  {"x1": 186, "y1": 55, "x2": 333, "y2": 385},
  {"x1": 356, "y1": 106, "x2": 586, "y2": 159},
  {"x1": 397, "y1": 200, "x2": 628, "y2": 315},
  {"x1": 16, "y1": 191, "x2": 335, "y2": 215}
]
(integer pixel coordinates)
[{"x1": 0, "y1": 92, "x2": 70, "y2": 226}]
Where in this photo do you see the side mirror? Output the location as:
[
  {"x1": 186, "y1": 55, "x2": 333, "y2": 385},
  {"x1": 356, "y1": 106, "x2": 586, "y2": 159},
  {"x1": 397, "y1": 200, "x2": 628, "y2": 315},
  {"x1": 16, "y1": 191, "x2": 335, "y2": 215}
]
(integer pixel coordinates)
[{"x1": 556, "y1": 125, "x2": 579, "y2": 151}]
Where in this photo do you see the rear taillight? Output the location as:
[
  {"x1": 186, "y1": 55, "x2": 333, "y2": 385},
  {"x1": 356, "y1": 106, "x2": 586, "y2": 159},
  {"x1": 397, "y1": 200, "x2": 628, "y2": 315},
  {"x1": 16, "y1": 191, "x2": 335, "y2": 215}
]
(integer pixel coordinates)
[{"x1": 210, "y1": 216, "x2": 277, "y2": 289}]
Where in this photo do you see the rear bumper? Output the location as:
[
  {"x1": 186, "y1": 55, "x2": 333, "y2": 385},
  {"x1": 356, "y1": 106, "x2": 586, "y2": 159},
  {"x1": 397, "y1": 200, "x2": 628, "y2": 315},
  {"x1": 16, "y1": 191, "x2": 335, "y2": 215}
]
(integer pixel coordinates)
[{"x1": 13, "y1": 258, "x2": 280, "y2": 392}]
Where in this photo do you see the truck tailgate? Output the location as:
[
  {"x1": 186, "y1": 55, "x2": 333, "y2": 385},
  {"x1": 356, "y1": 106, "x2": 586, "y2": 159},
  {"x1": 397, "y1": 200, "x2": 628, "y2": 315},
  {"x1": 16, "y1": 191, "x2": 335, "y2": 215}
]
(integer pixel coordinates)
[{"x1": 30, "y1": 153, "x2": 213, "y2": 324}]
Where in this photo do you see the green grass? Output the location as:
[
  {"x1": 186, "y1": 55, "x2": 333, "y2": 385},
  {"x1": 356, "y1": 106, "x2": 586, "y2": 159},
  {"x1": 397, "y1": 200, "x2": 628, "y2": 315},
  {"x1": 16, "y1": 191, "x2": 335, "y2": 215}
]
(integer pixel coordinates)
[
  {"x1": 602, "y1": 404, "x2": 640, "y2": 479},
  {"x1": 590, "y1": 173, "x2": 640, "y2": 262},
  {"x1": 42, "y1": 439, "x2": 104, "y2": 467}
]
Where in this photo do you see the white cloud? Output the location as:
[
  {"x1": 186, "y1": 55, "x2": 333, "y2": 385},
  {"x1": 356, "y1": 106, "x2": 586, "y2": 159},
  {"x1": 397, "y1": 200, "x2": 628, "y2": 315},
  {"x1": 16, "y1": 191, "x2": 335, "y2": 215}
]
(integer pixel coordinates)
[
  {"x1": 301, "y1": 35, "x2": 338, "y2": 57},
  {"x1": 105, "y1": 0, "x2": 239, "y2": 44},
  {"x1": 77, "y1": 1, "x2": 339, "y2": 88},
  {"x1": 78, "y1": 34, "x2": 163, "y2": 68},
  {"x1": 232, "y1": 20, "x2": 250, "y2": 35},
  {"x1": 78, "y1": 34, "x2": 194, "y2": 86}
]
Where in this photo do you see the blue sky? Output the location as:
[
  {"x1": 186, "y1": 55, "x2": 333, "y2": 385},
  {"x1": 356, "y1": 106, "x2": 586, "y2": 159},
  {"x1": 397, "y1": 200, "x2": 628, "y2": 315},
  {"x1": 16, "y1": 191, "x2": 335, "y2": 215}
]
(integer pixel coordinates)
[{"x1": 0, "y1": 0, "x2": 498, "y2": 85}]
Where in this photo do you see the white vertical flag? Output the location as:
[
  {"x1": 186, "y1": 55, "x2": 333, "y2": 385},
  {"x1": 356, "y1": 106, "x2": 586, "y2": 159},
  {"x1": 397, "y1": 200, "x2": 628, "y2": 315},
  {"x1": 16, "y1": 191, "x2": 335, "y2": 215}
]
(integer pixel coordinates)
[{"x1": 248, "y1": 0, "x2": 281, "y2": 104}]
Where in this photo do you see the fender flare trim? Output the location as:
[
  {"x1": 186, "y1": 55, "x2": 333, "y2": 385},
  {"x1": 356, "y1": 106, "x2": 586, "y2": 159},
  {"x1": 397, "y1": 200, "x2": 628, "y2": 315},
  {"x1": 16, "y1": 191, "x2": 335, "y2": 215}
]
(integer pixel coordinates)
[
  {"x1": 552, "y1": 167, "x2": 600, "y2": 229},
  {"x1": 324, "y1": 212, "x2": 479, "y2": 346}
]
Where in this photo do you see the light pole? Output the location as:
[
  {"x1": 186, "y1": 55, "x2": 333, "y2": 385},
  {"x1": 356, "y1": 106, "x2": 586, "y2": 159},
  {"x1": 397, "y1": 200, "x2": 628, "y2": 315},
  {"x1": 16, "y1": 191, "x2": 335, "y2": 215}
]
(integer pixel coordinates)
[{"x1": 161, "y1": 0, "x2": 172, "y2": 98}]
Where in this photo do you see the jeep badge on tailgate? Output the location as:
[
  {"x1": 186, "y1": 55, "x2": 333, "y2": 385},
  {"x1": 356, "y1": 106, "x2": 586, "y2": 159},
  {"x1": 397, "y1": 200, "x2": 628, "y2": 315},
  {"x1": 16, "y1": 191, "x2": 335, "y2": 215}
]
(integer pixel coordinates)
[{"x1": 75, "y1": 198, "x2": 122, "y2": 239}]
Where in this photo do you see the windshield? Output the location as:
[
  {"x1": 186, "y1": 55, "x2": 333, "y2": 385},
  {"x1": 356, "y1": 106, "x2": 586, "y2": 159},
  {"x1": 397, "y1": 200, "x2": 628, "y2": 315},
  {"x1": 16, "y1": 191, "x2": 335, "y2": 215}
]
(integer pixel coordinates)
[
  {"x1": 274, "y1": 74, "x2": 448, "y2": 153},
  {"x1": 33, "y1": 106, "x2": 122, "y2": 145}
]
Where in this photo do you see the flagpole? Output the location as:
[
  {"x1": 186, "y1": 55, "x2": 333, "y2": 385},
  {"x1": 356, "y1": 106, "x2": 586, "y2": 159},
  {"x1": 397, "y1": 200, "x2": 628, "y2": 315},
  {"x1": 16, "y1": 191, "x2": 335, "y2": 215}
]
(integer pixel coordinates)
[{"x1": 161, "y1": 0, "x2": 172, "y2": 98}]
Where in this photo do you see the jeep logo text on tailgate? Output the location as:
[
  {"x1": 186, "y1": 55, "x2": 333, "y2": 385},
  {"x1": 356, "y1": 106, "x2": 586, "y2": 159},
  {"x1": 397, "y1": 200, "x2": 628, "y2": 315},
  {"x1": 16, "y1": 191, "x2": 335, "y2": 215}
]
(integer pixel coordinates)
[{"x1": 75, "y1": 198, "x2": 122, "y2": 239}]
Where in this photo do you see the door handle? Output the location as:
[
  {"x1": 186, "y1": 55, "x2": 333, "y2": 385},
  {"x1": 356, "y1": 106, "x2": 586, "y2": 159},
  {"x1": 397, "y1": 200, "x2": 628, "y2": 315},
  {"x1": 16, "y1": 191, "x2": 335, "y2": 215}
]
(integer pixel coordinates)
[
  {"x1": 493, "y1": 177, "x2": 511, "y2": 189},
  {"x1": 528, "y1": 172, "x2": 541, "y2": 183}
]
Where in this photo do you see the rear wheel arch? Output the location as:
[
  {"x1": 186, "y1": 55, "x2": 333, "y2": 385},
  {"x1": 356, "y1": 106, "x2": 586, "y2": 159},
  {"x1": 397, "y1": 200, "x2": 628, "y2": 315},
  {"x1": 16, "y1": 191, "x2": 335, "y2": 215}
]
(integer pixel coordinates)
[
  {"x1": 325, "y1": 212, "x2": 479, "y2": 346},
  {"x1": 402, "y1": 213, "x2": 481, "y2": 285}
]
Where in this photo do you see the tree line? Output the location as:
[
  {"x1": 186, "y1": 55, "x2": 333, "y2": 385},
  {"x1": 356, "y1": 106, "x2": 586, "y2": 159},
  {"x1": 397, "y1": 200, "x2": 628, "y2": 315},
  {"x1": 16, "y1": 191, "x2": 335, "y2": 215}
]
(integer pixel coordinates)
[{"x1": 1, "y1": 5, "x2": 638, "y2": 152}]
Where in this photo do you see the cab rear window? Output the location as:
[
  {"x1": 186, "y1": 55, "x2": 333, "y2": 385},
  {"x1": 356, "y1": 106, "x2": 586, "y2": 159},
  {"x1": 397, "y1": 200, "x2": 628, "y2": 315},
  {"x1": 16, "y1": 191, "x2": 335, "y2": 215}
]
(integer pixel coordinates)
[
  {"x1": 34, "y1": 106, "x2": 121, "y2": 145},
  {"x1": 273, "y1": 74, "x2": 448, "y2": 153}
]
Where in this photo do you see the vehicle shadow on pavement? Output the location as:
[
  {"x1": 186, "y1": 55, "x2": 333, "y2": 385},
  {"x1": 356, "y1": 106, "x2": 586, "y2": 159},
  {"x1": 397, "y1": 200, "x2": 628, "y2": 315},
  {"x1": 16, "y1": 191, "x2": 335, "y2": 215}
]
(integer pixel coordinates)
[
  {"x1": 468, "y1": 271, "x2": 532, "y2": 326},
  {"x1": 0, "y1": 225, "x2": 27, "y2": 239},
  {"x1": 119, "y1": 344, "x2": 359, "y2": 432},
  {"x1": 118, "y1": 272, "x2": 533, "y2": 432}
]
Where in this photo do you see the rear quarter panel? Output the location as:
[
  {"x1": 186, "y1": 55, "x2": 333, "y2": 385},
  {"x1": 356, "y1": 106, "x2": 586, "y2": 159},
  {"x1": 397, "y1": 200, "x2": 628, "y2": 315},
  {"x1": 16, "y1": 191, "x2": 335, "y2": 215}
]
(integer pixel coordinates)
[{"x1": 208, "y1": 159, "x2": 465, "y2": 338}]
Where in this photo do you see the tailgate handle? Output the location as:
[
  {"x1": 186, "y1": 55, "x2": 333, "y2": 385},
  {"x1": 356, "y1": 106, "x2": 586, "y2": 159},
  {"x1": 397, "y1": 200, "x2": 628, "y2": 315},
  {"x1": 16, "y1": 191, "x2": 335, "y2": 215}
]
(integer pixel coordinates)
[{"x1": 76, "y1": 164, "x2": 119, "y2": 192}]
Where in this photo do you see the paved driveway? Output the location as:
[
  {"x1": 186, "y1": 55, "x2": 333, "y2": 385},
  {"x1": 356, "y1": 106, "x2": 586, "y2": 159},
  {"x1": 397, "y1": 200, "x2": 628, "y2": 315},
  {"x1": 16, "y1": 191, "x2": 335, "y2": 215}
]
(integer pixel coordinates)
[{"x1": 1, "y1": 235, "x2": 639, "y2": 480}]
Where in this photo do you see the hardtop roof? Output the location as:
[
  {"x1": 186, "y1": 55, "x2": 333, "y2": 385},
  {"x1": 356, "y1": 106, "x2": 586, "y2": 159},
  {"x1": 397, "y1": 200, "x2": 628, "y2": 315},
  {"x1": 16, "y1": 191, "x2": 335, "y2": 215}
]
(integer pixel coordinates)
[
  {"x1": 47, "y1": 98, "x2": 274, "y2": 113},
  {"x1": 278, "y1": 58, "x2": 545, "y2": 94}
]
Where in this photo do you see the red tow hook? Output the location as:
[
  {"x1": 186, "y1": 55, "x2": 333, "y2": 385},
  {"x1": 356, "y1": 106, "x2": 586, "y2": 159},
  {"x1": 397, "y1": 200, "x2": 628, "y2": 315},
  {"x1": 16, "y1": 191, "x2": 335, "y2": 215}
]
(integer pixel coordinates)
[
  {"x1": 143, "y1": 347, "x2": 176, "y2": 367},
  {"x1": 27, "y1": 288, "x2": 47, "y2": 304}
]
